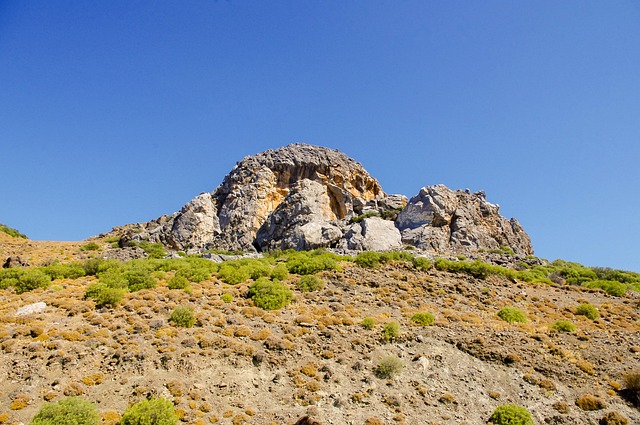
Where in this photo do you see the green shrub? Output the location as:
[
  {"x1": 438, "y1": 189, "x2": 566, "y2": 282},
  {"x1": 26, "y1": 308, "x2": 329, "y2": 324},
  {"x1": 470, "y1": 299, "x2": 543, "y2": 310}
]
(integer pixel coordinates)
[
  {"x1": 382, "y1": 321, "x2": 401, "y2": 341},
  {"x1": 374, "y1": 356, "x2": 403, "y2": 379},
  {"x1": 30, "y1": 397, "x2": 99, "y2": 425},
  {"x1": 246, "y1": 260, "x2": 272, "y2": 280},
  {"x1": 412, "y1": 256, "x2": 432, "y2": 271},
  {"x1": 0, "y1": 277, "x2": 18, "y2": 290},
  {"x1": 123, "y1": 268, "x2": 157, "y2": 291},
  {"x1": 169, "y1": 306, "x2": 195, "y2": 328},
  {"x1": 43, "y1": 263, "x2": 87, "y2": 280},
  {"x1": 120, "y1": 397, "x2": 178, "y2": 425},
  {"x1": 218, "y1": 263, "x2": 251, "y2": 285},
  {"x1": 0, "y1": 268, "x2": 24, "y2": 289},
  {"x1": 269, "y1": 263, "x2": 289, "y2": 281},
  {"x1": 286, "y1": 250, "x2": 341, "y2": 275},
  {"x1": 220, "y1": 293, "x2": 233, "y2": 303},
  {"x1": 96, "y1": 270, "x2": 129, "y2": 289},
  {"x1": 79, "y1": 242, "x2": 100, "y2": 251},
  {"x1": 497, "y1": 307, "x2": 527, "y2": 324},
  {"x1": 297, "y1": 275, "x2": 324, "y2": 292},
  {"x1": 489, "y1": 404, "x2": 533, "y2": 425},
  {"x1": 354, "y1": 252, "x2": 383, "y2": 268},
  {"x1": 85, "y1": 284, "x2": 126, "y2": 308},
  {"x1": 15, "y1": 270, "x2": 52, "y2": 293},
  {"x1": 0, "y1": 224, "x2": 27, "y2": 239},
  {"x1": 380, "y1": 251, "x2": 414, "y2": 262},
  {"x1": 575, "y1": 303, "x2": 600, "y2": 320},
  {"x1": 168, "y1": 275, "x2": 190, "y2": 290},
  {"x1": 550, "y1": 320, "x2": 576, "y2": 332},
  {"x1": 83, "y1": 259, "x2": 105, "y2": 276},
  {"x1": 411, "y1": 312, "x2": 435, "y2": 326},
  {"x1": 248, "y1": 278, "x2": 293, "y2": 310},
  {"x1": 350, "y1": 211, "x2": 380, "y2": 224},
  {"x1": 361, "y1": 317, "x2": 376, "y2": 330},
  {"x1": 585, "y1": 280, "x2": 627, "y2": 297},
  {"x1": 138, "y1": 242, "x2": 166, "y2": 259}
]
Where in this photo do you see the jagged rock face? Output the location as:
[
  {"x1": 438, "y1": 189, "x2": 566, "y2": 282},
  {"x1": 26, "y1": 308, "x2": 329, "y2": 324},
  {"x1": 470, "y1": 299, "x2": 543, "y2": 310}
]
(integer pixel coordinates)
[
  {"x1": 211, "y1": 144, "x2": 384, "y2": 251},
  {"x1": 255, "y1": 179, "x2": 343, "y2": 251},
  {"x1": 338, "y1": 217, "x2": 402, "y2": 251},
  {"x1": 122, "y1": 193, "x2": 219, "y2": 251},
  {"x1": 118, "y1": 145, "x2": 534, "y2": 256},
  {"x1": 396, "y1": 185, "x2": 533, "y2": 255}
]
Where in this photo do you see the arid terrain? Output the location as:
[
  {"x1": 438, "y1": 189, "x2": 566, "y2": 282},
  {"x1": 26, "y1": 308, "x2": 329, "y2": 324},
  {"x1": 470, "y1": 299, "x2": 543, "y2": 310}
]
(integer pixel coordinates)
[{"x1": 1, "y1": 231, "x2": 638, "y2": 425}]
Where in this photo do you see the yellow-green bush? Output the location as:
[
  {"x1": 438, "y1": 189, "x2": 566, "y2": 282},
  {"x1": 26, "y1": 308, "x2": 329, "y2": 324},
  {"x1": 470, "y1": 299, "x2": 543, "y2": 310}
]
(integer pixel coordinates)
[
  {"x1": 248, "y1": 278, "x2": 293, "y2": 310},
  {"x1": 120, "y1": 397, "x2": 177, "y2": 425},
  {"x1": 30, "y1": 397, "x2": 99, "y2": 425}
]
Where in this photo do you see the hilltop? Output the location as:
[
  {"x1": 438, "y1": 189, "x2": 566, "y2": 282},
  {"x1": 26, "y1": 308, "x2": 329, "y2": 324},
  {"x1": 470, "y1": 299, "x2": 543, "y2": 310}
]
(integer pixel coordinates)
[{"x1": 0, "y1": 146, "x2": 639, "y2": 425}]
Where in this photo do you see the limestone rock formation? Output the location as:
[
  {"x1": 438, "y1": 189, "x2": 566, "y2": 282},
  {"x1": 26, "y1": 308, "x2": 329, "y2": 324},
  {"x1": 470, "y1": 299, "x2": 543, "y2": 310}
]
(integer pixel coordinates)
[
  {"x1": 212, "y1": 144, "x2": 384, "y2": 251},
  {"x1": 396, "y1": 185, "x2": 533, "y2": 255},
  {"x1": 339, "y1": 217, "x2": 402, "y2": 251},
  {"x1": 117, "y1": 144, "x2": 533, "y2": 256},
  {"x1": 255, "y1": 179, "x2": 343, "y2": 251},
  {"x1": 122, "y1": 193, "x2": 219, "y2": 251}
]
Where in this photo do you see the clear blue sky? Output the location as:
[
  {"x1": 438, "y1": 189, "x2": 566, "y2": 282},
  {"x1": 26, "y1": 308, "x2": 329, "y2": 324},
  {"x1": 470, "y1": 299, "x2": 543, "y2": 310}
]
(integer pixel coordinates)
[{"x1": 1, "y1": 1, "x2": 639, "y2": 271}]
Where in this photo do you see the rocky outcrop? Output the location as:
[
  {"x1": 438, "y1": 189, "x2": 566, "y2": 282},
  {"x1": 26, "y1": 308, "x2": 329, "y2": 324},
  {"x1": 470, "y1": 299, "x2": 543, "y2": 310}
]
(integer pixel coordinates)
[
  {"x1": 121, "y1": 193, "x2": 219, "y2": 251},
  {"x1": 211, "y1": 144, "x2": 384, "y2": 251},
  {"x1": 116, "y1": 144, "x2": 533, "y2": 256},
  {"x1": 122, "y1": 144, "x2": 385, "y2": 252},
  {"x1": 255, "y1": 179, "x2": 343, "y2": 251},
  {"x1": 396, "y1": 185, "x2": 533, "y2": 255},
  {"x1": 3, "y1": 256, "x2": 29, "y2": 268},
  {"x1": 339, "y1": 217, "x2": 402, "y2": 251}
]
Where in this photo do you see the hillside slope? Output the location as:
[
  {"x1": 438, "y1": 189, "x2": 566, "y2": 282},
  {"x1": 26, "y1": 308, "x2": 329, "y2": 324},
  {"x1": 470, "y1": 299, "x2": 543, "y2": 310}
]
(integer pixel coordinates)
[{"x1": 0, "y1": 246, "x2": 638, "y2": 425}]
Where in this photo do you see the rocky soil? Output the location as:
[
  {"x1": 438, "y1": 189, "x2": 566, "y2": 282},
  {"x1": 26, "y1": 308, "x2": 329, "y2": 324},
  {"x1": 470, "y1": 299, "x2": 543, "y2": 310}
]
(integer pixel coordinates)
[{"x1": 1, "y1": 238, "x2": 639, "y2": 425}]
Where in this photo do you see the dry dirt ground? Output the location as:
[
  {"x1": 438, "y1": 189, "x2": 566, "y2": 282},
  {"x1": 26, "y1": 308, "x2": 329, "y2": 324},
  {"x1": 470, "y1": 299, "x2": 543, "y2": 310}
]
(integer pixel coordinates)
[{"x1": 1, "y1": 236, "x2": 639, "y2": 425}]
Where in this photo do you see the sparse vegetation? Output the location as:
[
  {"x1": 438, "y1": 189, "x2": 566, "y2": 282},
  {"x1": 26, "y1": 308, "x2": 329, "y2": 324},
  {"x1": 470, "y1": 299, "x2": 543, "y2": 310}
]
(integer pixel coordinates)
[
  {"x1": 497, "y1": 307, "x2": 527, "y2": 324},
  {"x1": 79, "y1": 242, "x2": 100, "y2": 251},
  {"x1": 297, "y1": 275, "x2": 324, "y2": 292},
  {"x1": 285, "y1": 249, "x2": 342, "y2": 275},
  {"x1": 382, "y1": 321, "x2": 400, "y2": 341},
  {"x1": 374, "y1": 356, "x2": 403, "y2": 379},
  {"x1": 411, "y1": 256, "x2": 432, "y2": 271},
  {"x1": 138, "y1": 242, "x2": 166, "y2": 259},
  {"x1": 350, "y1": 211, "x2": 380, "y2": 224},
  {"x1": 0, "y1": 240, "x2": 638, "y2": 423},
  {"x1": 169, "y1": 306, "x2": 195, "y2": 328},
  {"x1": 248, "y1": 278, "x2": 293, "y2": 310},
  {"x1": 30, "y1": 397, "x2": 99, "y2": 425},
  {"x1": 410, "y1": 312, "x2": 435, "y2": 326},
  {"x1": 575, "y1": 303, "x2": 600, "y2": 320},
  {"x1": 599, "y1": 412, "x2": 628, "y2": 425},
  {"x1": 575, "y1": 394, "x2": 607, "y2": 411},
  {"x1": 488, "y1": 404, "x2": 533, "y2": 425},
  {"x1": 167, "y1": 274, "x2": 190, "y2": 290},
  {"x1": 15, "y1": 269, "x2": 52, "y2": 293},
  {"x1": 550, "y1": 320, "x2": 576, "y2": 333},
  {"x1": 120, "y1": 397, "x2": 178, "y2": 425},
  {"x1": 0, "y1": 223, "x2": 27, "y2": 239}
]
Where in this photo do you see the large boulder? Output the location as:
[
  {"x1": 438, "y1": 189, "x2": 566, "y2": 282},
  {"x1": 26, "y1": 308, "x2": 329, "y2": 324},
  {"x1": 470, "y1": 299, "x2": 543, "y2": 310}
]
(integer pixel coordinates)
[
  {"x1": 112, "y1": 145, "x2": 534, "y2": 257},
  {"x1": 212, "y1": 144, "x2": 384, "y2": 251},
  {"x1": 121, "y1": 144, "x2": 385, "y2": 252},
  {"x1": 339, "y1": 217, "x2": 402, "y2": 251},
  {"x1": 255, "y1": 179, "x2": 343, "y2": 251},
  {"x1": 396, "y1": 185, "x2": 533, "y2": 255},
  {"x1": 121, "y1": 193, "x2": 219, "y2": 252}
]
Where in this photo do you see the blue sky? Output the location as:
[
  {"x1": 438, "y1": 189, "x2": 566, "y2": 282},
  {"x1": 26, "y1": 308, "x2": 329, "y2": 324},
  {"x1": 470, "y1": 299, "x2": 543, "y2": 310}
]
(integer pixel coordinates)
[{"x1": 1, "y1": 1, "x2": 639, "y2": 271}]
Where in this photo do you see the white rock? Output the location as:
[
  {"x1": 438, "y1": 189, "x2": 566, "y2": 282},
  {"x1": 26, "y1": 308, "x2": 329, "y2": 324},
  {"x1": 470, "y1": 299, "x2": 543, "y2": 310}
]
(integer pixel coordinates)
[{"x1": 16, "y1": 302, "x2": 46, "y2": 316}]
